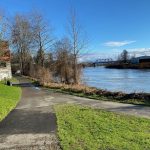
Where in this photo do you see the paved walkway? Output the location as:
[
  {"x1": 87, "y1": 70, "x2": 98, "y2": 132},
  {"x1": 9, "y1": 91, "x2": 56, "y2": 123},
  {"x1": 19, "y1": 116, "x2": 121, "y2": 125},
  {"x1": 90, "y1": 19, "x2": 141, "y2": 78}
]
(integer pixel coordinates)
[
  {"x1": 0, "y1": 77, "x2": 59, "y2": 150},
  {"x1": 0, "y1": 77, "x2": 149, "y2": 149}
]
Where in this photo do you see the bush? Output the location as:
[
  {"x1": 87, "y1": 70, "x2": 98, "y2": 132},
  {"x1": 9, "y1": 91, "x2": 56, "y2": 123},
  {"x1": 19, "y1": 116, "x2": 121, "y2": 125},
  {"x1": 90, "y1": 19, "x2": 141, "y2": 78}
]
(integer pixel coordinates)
[{"x1": 29, "y1": 65, "x2": 52, "y2": 85}]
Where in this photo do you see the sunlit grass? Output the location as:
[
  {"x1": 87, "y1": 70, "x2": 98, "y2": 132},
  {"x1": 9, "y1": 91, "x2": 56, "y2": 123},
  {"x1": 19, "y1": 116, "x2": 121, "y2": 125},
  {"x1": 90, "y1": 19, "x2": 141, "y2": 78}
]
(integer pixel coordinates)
[
  {"x1": 55, "y1": 104, "x2": 150, "y2": 150},
  {"x1": 0, "y1": 80, "x2": 21, "y2": 121}
]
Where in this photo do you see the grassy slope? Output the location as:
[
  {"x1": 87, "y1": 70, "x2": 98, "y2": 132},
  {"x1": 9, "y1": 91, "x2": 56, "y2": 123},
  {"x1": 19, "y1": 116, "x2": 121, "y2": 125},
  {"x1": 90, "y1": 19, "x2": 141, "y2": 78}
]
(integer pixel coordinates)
[
  {"x1": 55, "y1": 105, "x2": 150, "y2": 150},
  {"x1": 0, "y1": 81, "x2": 21, "y2": 121}
]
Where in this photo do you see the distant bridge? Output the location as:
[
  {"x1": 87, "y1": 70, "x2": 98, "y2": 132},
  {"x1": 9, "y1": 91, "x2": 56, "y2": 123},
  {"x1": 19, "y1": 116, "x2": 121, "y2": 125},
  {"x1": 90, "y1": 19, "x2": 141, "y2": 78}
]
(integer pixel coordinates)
[
  {"x1": 93, "y1": 50, "x2": 150, "y2": 66},
  {"x1": 94, "y1": 58, "x2": 116, "y2": 66}
]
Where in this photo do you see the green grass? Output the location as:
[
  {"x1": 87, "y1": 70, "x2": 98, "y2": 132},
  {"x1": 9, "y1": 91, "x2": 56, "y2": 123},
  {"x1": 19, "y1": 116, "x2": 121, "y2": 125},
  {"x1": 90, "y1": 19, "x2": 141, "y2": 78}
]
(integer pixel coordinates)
[
  {"x1": 0, "y1": 80, "x2": 21, "y2": 121},
  {"x1": 55, "y1": 104, "x2": 150, "y2": 150},
  {"x1": 0, "y1": 77, "x2": 19, "y2": 84}
]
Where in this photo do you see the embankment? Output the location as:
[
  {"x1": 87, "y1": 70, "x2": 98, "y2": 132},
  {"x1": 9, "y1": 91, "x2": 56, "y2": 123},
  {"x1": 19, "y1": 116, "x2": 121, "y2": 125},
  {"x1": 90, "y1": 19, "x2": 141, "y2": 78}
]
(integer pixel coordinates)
[
  {"x1": 105, "y1": 63, "x2": 150, "y2": 69},
  {"x1": 23, "y1": 76, "x2": 150, "y2": 106}
]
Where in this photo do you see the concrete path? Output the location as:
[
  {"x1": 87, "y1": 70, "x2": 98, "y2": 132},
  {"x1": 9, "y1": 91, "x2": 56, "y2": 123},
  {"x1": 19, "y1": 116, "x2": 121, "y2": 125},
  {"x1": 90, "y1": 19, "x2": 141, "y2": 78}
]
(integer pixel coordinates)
[
  {"x1": 0, "y1": 78, "x2": 59, "y2": 150},
  {"x1": 0, "y1": 77, "x2": 150, "y2": 149}
]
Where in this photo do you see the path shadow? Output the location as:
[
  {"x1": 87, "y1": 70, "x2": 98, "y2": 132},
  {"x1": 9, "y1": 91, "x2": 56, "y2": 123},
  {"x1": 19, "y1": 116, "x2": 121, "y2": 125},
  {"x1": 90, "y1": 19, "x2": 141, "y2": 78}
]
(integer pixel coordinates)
[
  {"x1": 13, "y1": 83, "x2": 34, "y2": 87},
  {"x1": 0, "y1": 109, "x2": 56, "y2": 135}
]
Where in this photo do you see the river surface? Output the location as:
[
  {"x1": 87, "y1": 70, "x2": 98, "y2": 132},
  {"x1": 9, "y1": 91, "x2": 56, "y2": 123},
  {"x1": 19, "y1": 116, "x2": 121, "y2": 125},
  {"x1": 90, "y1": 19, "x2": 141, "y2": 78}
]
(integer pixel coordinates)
[{"x1": 82, "y1": 67, "x2": 150, "y2": 93}]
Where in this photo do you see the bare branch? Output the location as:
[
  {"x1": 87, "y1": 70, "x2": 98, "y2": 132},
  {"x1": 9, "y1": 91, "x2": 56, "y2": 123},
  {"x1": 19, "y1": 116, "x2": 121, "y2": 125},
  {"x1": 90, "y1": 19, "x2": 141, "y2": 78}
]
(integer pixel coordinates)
[{"x1": 67, "y1": 8, "x2": 88, "y2": 84}]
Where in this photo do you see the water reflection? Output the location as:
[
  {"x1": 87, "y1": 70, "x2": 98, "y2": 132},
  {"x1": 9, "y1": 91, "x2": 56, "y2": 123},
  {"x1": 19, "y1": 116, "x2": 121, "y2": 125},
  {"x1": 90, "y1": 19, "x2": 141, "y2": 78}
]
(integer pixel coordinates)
[{"x1": 82, "y1": 67, "x2": 150, "y2": 93}]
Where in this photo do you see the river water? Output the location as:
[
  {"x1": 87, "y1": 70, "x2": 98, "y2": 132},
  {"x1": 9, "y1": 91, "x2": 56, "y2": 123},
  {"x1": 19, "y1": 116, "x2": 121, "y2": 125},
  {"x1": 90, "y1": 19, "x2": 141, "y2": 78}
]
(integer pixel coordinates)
[{"x1": 82, "y1": 67, "x2": 150, "y2": 93}]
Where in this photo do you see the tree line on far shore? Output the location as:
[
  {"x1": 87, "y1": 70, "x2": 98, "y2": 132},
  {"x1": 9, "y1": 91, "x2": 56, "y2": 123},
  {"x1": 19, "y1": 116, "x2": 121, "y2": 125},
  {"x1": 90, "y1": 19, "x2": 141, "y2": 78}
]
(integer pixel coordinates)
[{"x1": 0, "y1": 9, "x2": 87, "y2": 84}]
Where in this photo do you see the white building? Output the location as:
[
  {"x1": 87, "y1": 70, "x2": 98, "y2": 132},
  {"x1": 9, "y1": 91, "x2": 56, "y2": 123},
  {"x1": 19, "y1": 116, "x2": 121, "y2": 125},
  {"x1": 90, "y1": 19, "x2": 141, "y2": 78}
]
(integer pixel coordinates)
[
  {"x1": 131, "y1": 56, "x2": 150, "y2": 64},
  {"x1": 0, "y1": 41, "x2": 12, "y2": 81}
]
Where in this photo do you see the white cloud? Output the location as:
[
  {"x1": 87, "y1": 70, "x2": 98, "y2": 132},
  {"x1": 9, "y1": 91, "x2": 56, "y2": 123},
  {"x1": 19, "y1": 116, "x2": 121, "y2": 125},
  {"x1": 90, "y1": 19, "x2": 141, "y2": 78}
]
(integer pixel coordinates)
[
  {"x1": 104, "y1": 40, "x2": 136, "y2": 47},
  {"x1": 128, "y1": 48, "x2": 150, "y2": 53},
  {"x1": 127, "y1": 48, "x2": 150, "y2": 57},
  {"x1": 79, "y1": 47, "x2": 150, "y2": 62},
  {"x1": 79, "y1": 52, "x2": 117, "y2": 62}
]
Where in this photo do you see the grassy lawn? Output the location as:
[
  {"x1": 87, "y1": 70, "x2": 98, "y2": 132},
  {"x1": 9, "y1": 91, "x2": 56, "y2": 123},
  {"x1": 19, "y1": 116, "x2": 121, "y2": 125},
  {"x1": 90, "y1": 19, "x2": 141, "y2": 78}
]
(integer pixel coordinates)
[
  {"x1": 55, "y1": 105, "x2": 150, "y2": 150},
  {"x1": 0, "y1": 79, "x2": 21, "y2": 122}
]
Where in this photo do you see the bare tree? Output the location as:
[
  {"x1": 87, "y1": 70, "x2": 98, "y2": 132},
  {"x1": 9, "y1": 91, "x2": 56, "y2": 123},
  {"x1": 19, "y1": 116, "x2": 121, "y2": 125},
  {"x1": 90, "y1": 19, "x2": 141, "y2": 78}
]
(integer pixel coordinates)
[
  {"x1": 54, "y1": 38, "x2": 74, "y2": 84},
  {"x1": 31, "y1": 12, "x2": 54, "y2": 67},
  {"x1": 118, "y1": 50, "x2": 129, "y2": 63},
  {"x1": 44, "y1": 52, "x2": 54, "y2": 68},
  {"x1": 11, "y1": 14, "x2": 33, "y2": 75},
  {"x1": 67, "y1": 9, "x2": 87, "y2": 84}
]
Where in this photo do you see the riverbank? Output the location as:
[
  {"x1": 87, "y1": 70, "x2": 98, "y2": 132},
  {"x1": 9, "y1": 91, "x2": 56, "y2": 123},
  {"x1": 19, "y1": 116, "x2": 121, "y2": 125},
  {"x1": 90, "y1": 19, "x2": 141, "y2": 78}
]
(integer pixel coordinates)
[
  {"x1": 43, "y1": 82, "x2": 150, "y2": 106},
  {"x1": 105, "y1": 63, "x2": 150, "y2": 69},
  {"x1": 23, "y1": 76, "x2": 150, "y2": 106}
]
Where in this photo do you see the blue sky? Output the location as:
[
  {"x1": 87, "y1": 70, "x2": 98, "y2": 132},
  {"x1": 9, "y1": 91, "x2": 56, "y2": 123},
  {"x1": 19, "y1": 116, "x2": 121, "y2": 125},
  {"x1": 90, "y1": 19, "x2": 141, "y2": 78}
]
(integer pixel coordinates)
[{"x1": 0, "y1": 0, "x2": 150, "y2": 61}]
